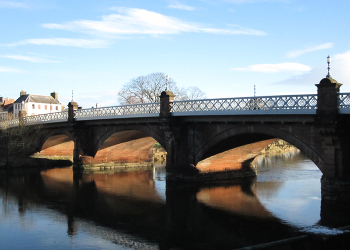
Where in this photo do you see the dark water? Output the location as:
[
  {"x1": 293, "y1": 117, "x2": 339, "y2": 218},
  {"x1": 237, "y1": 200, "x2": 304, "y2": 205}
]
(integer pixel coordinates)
[{"x1": 0, "y1": 151, "x2": 324, "y2": 249}]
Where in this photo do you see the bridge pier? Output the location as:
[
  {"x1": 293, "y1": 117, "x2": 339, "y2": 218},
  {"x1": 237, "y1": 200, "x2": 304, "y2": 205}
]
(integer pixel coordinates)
[
  {"x1": 320, "y1": 177, "x2": 350, "y2": 227},
  {"x1": 316, "y1": 75, "x2": 350, "y2": 226},
  {"x1": 160, "y1": 91, "x2": 268, "y2": 181}
]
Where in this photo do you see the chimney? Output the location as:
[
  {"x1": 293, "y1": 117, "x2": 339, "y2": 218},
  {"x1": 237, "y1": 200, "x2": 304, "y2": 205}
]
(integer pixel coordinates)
[
  {"x1": 20, "y1": 90, "x2": 26, "y2": 97},
  {"x1": 51, "y1": 91, "x2": 58, "y2": 100}
]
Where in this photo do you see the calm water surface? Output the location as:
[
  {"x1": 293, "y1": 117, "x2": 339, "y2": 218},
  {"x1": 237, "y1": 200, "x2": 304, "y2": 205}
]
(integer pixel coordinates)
[{"x1": 0, "y1": 151, "x2": 322, "y2": 249}]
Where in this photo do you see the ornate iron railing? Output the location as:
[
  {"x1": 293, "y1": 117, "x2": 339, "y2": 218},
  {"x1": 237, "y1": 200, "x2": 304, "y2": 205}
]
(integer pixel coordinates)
[
  {"x1": 74, "y1": 102, "x2": 160, "y2": 120},
  {"x1": 2, "y1": 93, "x2": 350, "y2": 128},
  {"x1": 338, "y1": 93, "x2": 350, "y2": 109},
  {"x1": 171, "y1": 94, "x2": 318, "y2": 114},
  {"x1": 0, "y1": 118, "x2": 19, "y2": 129},
  {"x1": 23, "y1": 111, "x2": 68, "y2": 124}
]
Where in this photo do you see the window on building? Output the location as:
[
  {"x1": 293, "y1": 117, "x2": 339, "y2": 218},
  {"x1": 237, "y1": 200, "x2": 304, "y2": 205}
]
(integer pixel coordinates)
[
  {"x1": 45, "y1": 105, "x2": 47, "y2": 110},
  {"x1": 56, "y1": 106, "x2": 59, "y2": 111},
  {"x1": 32, "y1": 104, "x2": 35, "y2": 109},
  {"x1": 50, "y1": 105, "x2": 52, "y2": 110},
  {"x1": 38, "y1": 105, "x2": 41, "y2": 109}
]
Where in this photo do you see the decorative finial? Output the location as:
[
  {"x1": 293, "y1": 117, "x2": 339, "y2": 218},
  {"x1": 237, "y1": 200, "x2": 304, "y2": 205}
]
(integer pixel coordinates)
[
  {"x1": 165, "y1": 75, "x2": 170, "y2": 91},
  {"x1": 254, "y1": 85, "x2": 256, "y2": 97},
  {"x1": 71, "y1": 90, "x2": 74, "y2": 102},
  {"x1": 326, "y1": 55, "x2": 331, "y2": 78}
]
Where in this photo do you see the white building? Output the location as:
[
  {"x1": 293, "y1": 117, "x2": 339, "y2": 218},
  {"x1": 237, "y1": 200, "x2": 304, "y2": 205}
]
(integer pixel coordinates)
[{"x1": 13, "y1": 91, "x2": 62, "y2": 118}]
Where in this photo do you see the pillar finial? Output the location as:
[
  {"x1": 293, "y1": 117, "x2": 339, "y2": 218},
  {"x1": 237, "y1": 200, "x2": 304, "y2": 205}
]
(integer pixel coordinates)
[
  {"x1": 71, "y1": 90, "x2": 74, "y2": 102},
  {"x1": 166, "y1": 75, "x2": 170, "y2": 91},
  {"x1": 326, "y1": 55, "x2": 332, "y2": 78}
]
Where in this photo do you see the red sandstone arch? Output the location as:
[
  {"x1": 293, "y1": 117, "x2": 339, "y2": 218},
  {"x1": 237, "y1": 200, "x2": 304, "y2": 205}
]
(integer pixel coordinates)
[
  {"x1": 89, "y1": 126, "x2": 167, "y2": 165},
  {"x1": 36, "y1": 130, "x2": 74, "y2": 157},
  {"x1": 92, "y1": 124, "x2": 167, "y2": 157},
  {"x1": 195, "y1": 124, "x2": 324, "y2": 173}
]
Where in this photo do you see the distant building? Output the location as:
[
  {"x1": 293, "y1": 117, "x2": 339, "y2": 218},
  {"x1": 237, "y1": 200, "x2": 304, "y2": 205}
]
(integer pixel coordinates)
[
  {"x1": 13, "y1": 91, "x2": 62, "y2": 118},
  {"x1": 0, "y1": 97, "x2": 15, "y2": 120}
]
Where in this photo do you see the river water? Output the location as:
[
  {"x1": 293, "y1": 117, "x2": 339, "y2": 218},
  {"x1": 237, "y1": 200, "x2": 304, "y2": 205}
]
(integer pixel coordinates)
[{"x1": 0, "y1": 151, "x2": 324, "y2": 249}]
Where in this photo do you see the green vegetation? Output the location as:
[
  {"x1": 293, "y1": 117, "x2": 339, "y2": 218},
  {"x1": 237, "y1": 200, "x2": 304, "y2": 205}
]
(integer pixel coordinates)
[{"x1": 261, "y1": 139, "x2": 298, "y2": 155}]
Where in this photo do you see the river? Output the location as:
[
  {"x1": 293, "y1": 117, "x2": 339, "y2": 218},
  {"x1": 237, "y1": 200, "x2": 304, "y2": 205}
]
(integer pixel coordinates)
[{"x1": 0, "y1": 151, "x2": 327, "y2": 249}]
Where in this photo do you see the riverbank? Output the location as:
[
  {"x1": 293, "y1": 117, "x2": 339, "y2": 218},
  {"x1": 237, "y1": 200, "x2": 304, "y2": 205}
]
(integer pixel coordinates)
[{"x1": 0, "y1": 155, "x2": 72, "y2": 170}]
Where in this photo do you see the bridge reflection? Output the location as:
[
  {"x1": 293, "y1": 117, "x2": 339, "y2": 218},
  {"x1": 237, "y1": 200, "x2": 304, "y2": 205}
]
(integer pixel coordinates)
[{"x1": 0, "y1": 167, "x2": 303, "y2": 249}]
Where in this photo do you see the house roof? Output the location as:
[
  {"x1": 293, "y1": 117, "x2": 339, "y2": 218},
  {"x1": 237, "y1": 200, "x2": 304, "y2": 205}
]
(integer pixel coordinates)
[
  {"x1": 15, "y1": 94, "x2": 60, "y2": 105},
  {"x1": 2, "y1": 103, "x2": 13, "y2": 112}
]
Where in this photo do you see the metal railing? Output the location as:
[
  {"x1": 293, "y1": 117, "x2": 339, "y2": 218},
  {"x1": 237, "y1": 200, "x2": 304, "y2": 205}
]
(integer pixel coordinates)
[
  {"x1": 1, "y1": 93, "x2": 350, "y2": 128},
  {"x1": 23, "y1": 111, "x2": 68, "y2": 124},
  {"x1": 0, "y1": 118, "x2": 20, "y2": 129},
  {"x1": 74, "y1": 102, "x2": 160, "y2": 120},
  {"x1": 171, "y1": 94, "x2": 318, "y2": 115},
  {"x1": 338, "y1": 93, "x2": 350, "y2": 109}
]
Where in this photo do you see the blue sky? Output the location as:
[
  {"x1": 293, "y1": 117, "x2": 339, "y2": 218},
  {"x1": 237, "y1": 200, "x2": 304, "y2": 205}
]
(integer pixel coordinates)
[{"x1": 1, "y1": 0, "x2": 349, "y2": 108}]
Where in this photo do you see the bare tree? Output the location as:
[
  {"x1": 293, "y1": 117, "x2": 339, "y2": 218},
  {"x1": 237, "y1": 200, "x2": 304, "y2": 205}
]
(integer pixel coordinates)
[
  {"x1": 176, "y1": 86, "x2": 207, "y2": 101},
  {"x1": 118, "y1": 72, "x2": 206, "y2": 104}
]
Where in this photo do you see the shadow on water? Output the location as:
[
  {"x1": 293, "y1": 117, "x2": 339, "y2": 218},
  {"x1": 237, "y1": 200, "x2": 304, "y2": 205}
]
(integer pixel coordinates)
[
  {"x1": 1, "y1": 152, "x2": 350, "y2": 249},
  {"x1": 0, "y1": 166, "x2": 305, "y2": 250}
]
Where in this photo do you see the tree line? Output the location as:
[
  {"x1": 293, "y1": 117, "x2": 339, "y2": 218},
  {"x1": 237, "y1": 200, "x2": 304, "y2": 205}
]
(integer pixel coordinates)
[{"x1": 117, "y1": 72, "x2": 206, "y2": 105}]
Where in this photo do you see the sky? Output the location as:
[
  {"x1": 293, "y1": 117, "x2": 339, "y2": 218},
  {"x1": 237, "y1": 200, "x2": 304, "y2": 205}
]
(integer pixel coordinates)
[{"x1": 1, "y1": 0, "x2": 350, "y2": 108}]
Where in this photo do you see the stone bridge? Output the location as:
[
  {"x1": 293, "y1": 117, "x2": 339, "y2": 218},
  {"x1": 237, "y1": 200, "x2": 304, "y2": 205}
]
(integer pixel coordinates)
[{"x1": 2, "y1": 76, "x2": 350, "y2": 186}]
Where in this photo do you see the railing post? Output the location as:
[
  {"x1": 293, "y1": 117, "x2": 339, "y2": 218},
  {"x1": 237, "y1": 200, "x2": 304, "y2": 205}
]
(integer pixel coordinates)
[
  {"x1": 160, "y1": 90, "x2": 175, "y2": 117},
  {"x1": 315, "y1": 76, "x2": 342, "y2": 123},
  {"x1": 18, "y1": 110, "x2": 27, "y2": 125},
  {"x1": 159, "y1": 90, "x2": 176, "y2": 170},
  {"x1": 68, "y1": 101, "x2": 78, "y2": 124},
  {"x1": 67, "y1": 101, "x2": 81, "y2": 169}
]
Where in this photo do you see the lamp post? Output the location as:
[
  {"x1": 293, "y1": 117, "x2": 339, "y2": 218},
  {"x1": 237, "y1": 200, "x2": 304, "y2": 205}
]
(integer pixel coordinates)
[
  {"x1": 165, "y1": 75, "x2": 170, "y2": 91},
  {"x1": 326, "y1": 55, "x2": 331, "y2": 78}
]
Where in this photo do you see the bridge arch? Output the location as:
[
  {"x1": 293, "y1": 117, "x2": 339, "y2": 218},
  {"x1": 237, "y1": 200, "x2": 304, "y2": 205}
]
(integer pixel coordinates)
[
  {"x1": 36, "y1": 129, "x2": 75, "y2": 157},
  {"x1": 92, "y1": 124, "x2": 167, "y2": 157},
  {"x1": 87, "y1": 124, "x2": 167, "y2": 165},
  {"x1": 195, "y1": 124, "x2": 324, "y2": 173}
]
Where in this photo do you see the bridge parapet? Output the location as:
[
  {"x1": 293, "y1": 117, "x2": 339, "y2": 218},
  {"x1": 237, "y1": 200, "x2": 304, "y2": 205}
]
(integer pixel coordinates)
[
  {"x1": 74, "y1": 102, "x2": 160, "y2": 120},
  {"x1": 24, "y1": 111, "x2": 68, "y2": 124},
  {"x1": 171, "y1": 94, "x2": 319, "y2": 115},
  {"x1": 338, "y1": 93, "x2": 350, "y2": 113},
  {"x1": 1, "y1": 92, "x2": 350, "y2": 128},
  {"x1": 0, "y1": 118, "x2": 19, "y2": 129}
]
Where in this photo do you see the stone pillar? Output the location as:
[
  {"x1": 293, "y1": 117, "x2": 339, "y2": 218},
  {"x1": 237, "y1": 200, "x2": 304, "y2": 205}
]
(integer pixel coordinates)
[
  {"x1": 160, "y1": 90, "x2": 175, "y2": 117},
  {"x1": 315, "y1": 76, "x2": 342, "y2": 124},
  {"x1": 159, "y1": 90, "x2": 176, "y2": 171},
  {"x1": 67, "y1": 101, "x2": 78, "y2": 124},
  {"x1": 18, "y1": 110, "x2": 27, "y2": 125},
  {"x1": 315, "y1": 76, "x2": 344, "y2": 178},
  {"x1": 316, "y1": 76, "x2": 350, "y2": 227},
  {"x1": 67, "y1": 101, "x2": 81, "y2": 168}
]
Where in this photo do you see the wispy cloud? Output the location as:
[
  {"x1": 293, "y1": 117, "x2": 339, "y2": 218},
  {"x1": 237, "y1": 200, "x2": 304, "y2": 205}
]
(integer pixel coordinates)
[
  {"x1": 0, "y1": 54, "x2": 61, "y2": 63},
  {"x1": 0, "y1": 1, "x2": 28, "y2": 8},
  {"x1": 269, "y1": 51, "x2": 350, "y2": 87},
  {"x1": 233, "y1": 62, "x2": 311, "y2": 73},
  {"x1": 0, "y1": 66, "x2": 23, "y2": 73},
  {"x1": 43, "y1": 7, "x2": 266, "y2": 36},
  {"x1": 3, "y1": 38, "x2": 110, "y2": 48},
  {"x1": 168, "y1": 1, "x2": 196, "y2": 11},
  {"x1": 287, "y1": 43, "x2": 333, "y2": 58},
  {"x1": 222, "y1": 0, "x2": 289, "y2": 3}
]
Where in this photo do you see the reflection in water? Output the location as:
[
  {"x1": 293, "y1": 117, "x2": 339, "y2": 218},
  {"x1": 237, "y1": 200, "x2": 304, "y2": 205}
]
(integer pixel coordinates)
[
  {"x1": 0, "y1": 151, "x2": 329, "y2": 249},
  {"x1": 256, "y1": 151, "x2": 322, "y2": 227}
]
